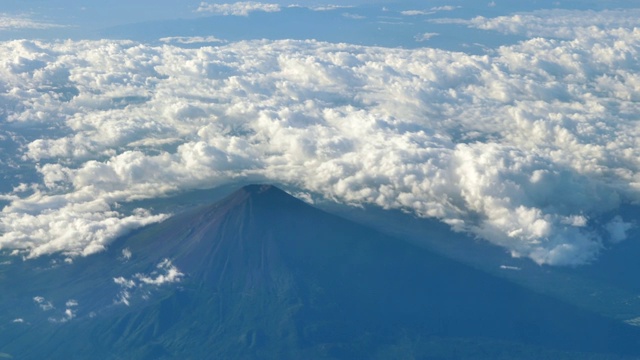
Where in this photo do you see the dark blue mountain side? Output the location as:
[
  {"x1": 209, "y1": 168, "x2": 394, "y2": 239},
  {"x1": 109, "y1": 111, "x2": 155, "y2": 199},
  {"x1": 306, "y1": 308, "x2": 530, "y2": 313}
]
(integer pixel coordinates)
[{"x1": 1, "y1": 185, "x2": 639, "y2": 359}]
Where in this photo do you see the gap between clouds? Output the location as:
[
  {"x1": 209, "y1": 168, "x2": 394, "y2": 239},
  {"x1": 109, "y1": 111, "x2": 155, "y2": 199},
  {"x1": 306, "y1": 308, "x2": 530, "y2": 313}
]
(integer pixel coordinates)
[{"x1": 0, "y1": 9, "x2": 639, "y2": 265}]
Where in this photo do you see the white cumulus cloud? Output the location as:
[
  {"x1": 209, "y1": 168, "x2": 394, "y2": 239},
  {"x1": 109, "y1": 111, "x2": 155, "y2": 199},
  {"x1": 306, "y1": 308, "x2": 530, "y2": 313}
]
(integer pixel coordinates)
[
  {"x1": 435, "y1": 9, "x2": 640, "y2": 39},
  {"x1": 33, "y1": 296, "x2": 54, "y2": 311},
  {"x1": 0, "y1": 9, "x2": 639, "y2": 266},
  {"x1": 113, "y1": 259, "x2": 184, "y2": 305},
  {"x1": 135, "y1": 259, "x2": 184, "y2": 285}
]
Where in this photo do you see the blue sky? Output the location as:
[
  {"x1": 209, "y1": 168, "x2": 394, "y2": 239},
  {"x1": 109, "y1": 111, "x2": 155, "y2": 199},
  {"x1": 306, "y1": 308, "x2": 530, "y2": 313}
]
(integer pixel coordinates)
[
  {"x1": 3, "y1": 1, "x2": 632, "y2": 47},
  {"x1": 0, "y1": 1, "x2": 556, "y2": 51}
]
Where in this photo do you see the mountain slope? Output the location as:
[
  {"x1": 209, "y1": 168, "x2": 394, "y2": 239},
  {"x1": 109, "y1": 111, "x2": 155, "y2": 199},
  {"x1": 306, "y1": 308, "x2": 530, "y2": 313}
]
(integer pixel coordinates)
[{"x1": 1, "y1": 185, "x2": 639, "y2": 359}]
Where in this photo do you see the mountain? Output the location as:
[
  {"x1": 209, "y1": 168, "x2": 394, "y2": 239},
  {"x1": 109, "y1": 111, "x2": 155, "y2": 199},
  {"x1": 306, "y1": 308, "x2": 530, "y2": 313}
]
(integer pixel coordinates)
[{"x1": 1, "y1": 184, "x2": 640, "y2": 359}]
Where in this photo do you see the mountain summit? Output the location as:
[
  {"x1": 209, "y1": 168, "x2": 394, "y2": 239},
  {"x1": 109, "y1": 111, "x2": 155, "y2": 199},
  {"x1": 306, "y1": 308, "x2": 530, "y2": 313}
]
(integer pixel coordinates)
[{"x1": 2, "y1": 185, "x2": 640, "y2": 359}]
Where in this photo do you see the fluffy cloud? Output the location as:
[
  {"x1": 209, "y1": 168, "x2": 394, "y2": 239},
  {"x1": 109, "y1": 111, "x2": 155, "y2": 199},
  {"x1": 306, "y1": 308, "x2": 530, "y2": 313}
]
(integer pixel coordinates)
[
  {"x1": 415, "y1": 32, "x2": 439, "y2": 42},
  {"x1": 113, "y1": 259, "x2": 184, "y2": 306},
  {"x1": 121, "y1": 247, "x2": 132, "y2": 261},
  {"x1": 0, "y1": 9, "x2": 640, "y2": 266},
  {"x1": 45, "y1": 299, "x2": 78, "y2": 323},
  {"x1": 435, "y1": 9, "x2": 640, "y2": 39},
  {"x1": 0, "y1": 14, "x2": 67, "y2": 31},
  {"x1": 135, "y1": 259, "x2": 184, "y2": 285},
  {"x1": 33, "y1": 296, "x2": 54, "y2": 311},
  {"x1": 197, "y1": 1, "x2": 281, "y2": 16}
]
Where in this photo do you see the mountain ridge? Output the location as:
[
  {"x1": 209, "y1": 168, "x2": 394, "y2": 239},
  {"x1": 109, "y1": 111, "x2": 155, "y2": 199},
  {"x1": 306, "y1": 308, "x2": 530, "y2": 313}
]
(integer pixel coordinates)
[{"x1": 1, "y1": 184, "x2": 640, "y2": 359}]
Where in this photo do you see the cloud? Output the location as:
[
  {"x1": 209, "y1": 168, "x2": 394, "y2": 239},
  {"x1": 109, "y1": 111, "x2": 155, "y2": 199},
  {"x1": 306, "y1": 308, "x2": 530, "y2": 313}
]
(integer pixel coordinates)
[
  {"x1": 415, "y1": 32, "x2": 439, "y2": 42},
  {"x1": 48, "y1": 307, "x2": 76, "y2": 323},
  {"x1": 0, "y1": 14, "x2": 67, "y2": 31},
  {"x1": 33, "y1": 296, "x2": 54, "y2": 311},
  {"x1": 135, "y1": 259, "x2": 184, "y2": 285},
  {"x1": 0, "y1": 10, "x2": 640, "y2": 266},
  {"x1": 342, "y1": 13, "x2": 365, "y2": 20},
  {"x1": 196, "y1": 2, "x2": 352, "y2": 16},
  {"x1": 121, "y1": 247, "x2": 132, "y2": 261},
  {"x1": 605, "y1": 216, "x2": 634, "y2": 243},
  {"x1": 113, "y1": 277, "x2": 135, "y2": 306},
  {"x1": 434, "y1": 9, "x2": 640, "y2": 39},
  {"x1": 63, "y1": 308, "x2": 75, "y2": 320},
  {"x1": 197, "y1": 1, "x2": 280, "y2": 16},
  {"x1": 430, "y1": 6, "x2": 460, "y2": 11},
  {"x1": 401, "y1": 6, "x2": 459, "y2": 16},
  {"x1": 306, "y1": 5, "x2": 353, "y2": 12},
  {"x1": 113, "y1": 259, "x2": 184, "y2": 306},
  {"x1": 1, "y1": 192, "x2": 168, "y2": 258},
  {"x1": 401, "y1": 10, "x2": 434, "y2": 16},
  {"x1": 500, "y1": 265, "x2": 521, "y2": 271},
  {"x1": 46, "y1": 299, "x2": 79, "y2": 323},
  {"x1": 114, "y1": 276, "x2": 136, "y2": 288},
  {"x1": 159, "y1": 36, "x2": 226, "y2": 44},
  {"x1": 289, "y1": 191, "x2": 314, "y2": 204}
]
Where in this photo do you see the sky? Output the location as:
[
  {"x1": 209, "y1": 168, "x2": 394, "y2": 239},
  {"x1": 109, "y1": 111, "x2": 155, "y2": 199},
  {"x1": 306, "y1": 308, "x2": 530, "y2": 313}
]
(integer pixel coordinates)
[{"x1": 0, "y1": 1, "x2": 640, "y2": 266}]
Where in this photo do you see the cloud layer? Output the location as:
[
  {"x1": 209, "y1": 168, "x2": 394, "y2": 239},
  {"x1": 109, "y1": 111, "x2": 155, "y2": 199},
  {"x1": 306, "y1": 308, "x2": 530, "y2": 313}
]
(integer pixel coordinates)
[
  {"x1": 0, "y1": 14, "x2": 67, "y2": 31},
  {"x1": 197, "y1": 1, "x2": 281, "y2": 16},
  {"x1": 1, "y1": 9, "x2": 639, "y2": 265},
  {"x1": 436, "y1": 8, "x2": 640, "y2": 39}
]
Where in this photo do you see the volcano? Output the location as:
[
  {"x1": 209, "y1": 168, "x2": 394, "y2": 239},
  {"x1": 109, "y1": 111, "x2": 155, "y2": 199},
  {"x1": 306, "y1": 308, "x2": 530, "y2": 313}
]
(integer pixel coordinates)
[{"x1": 1, "y1": 185, "x2": 639, "y2": 359}]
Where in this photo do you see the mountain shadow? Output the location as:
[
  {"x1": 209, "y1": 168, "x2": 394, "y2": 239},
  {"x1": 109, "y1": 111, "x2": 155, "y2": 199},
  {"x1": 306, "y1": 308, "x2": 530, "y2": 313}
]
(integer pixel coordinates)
[{"x1": 1, "y1": 184, "x2": 640, "y2": 359}]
